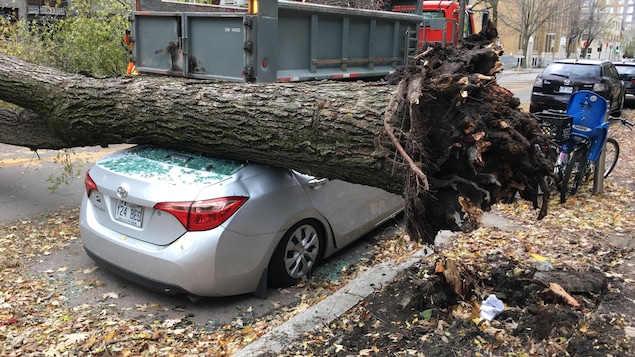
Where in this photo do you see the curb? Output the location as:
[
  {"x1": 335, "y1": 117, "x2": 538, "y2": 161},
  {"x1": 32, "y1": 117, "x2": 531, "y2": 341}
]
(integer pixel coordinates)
[{"x1": 233, "y1": 245, "x2": 435, "y2": 357}]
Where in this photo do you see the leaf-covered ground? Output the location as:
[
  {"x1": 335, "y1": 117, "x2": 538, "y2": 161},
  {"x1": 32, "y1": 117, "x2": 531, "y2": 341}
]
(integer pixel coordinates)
[{"x1": 1, "y1": 110, "x2": 634, "y2": 356}]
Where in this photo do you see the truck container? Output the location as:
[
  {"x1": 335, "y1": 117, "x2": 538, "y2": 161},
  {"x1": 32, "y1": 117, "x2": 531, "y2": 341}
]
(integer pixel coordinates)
[
  {"x1": 131, "y1": 0, "x2": 480, "y2": 82},
  {"x1": 132, "y1": 0, "x2": 421, "y2": 82}
]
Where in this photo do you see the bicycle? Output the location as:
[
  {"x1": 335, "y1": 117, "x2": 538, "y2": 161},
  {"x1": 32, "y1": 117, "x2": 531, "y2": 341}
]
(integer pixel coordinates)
[{"x1": 555, "y1": 90, "x2": 634, "y2": 203}]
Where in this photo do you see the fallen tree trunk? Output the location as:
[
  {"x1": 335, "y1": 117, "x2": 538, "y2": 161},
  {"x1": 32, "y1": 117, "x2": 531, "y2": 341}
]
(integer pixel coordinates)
[
  {"x1": 0, "y1": 53, "x2": 402, "y2": 192},
  {"x1": 0, "y1": 29, "x2": 554, "y2": 243}
]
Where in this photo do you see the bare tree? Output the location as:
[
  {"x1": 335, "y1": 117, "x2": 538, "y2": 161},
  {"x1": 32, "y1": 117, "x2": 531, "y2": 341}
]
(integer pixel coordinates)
[
  {"x1": 559, "y1": 1, "x2": 586, "y2": 58},
  {"x1": 498, "y1": 0, "x2": 560, "y2": 67},
  {"x1": 578, "y1": 0, "x2": 614, "y2": 59},
  {"x1": 622, "y1": 26, "x2": 635, "y2": 58},
  {"x1": 473, "y1": 0, "x2": 499, "y2": 28}
]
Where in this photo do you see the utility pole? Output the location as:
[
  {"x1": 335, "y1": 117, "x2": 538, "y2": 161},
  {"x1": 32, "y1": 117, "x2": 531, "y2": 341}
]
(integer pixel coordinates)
[{"x1": 459, "y1": 0, "x2": 466, "y2": 39}]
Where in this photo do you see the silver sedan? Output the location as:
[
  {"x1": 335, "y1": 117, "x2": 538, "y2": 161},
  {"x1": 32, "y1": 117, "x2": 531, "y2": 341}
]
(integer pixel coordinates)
[{"x1": 80, "y1": 146, "x2": 404, "y2": 298}]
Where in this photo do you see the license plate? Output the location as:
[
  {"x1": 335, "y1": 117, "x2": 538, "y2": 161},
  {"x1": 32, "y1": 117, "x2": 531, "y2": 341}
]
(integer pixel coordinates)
[
  {"x1": 559, "y1": 86, "x2": 573, "y2": 94},
  {"x1": 115, "y1": 200, "x2": 144, "y2": 228}
]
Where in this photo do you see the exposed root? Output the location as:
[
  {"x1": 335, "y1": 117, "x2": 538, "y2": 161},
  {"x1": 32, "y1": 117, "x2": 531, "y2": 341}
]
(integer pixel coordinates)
[{"x1": 383, "y1": 28, "x2": 554, "y2": 244}]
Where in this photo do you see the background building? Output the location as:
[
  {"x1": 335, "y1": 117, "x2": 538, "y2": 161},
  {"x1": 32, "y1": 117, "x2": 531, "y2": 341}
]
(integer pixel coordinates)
[
  {"x1": 495, "y1": 0, "x2": 626, "y2": 68},
  {"x1": 0, "y1": 0, "x2": 67, "y2": 22}
]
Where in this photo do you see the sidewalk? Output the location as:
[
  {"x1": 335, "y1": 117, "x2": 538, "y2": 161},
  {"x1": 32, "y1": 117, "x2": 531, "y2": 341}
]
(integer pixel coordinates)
[{"x1": 498, "y1": 66, "x2": 542, "y2": 78}]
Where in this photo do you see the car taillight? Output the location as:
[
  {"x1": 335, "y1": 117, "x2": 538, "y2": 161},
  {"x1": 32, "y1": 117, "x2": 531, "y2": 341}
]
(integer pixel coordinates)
[
  {"x1": 154, "y1": 197, "x2": 248, "y2": 231},
  {"x1": 533, "y1": 77, "x2": 543, "y2": 88},
  {"x1": 592, "y1": 82, "x2": 608, "y2": 92},
  {"x1": 84, "y1": 171, "x2": 98, "y2": 195}
]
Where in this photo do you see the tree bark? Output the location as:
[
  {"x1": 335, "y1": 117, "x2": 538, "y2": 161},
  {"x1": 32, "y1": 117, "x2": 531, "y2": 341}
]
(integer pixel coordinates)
[
  {"x1": 0, "y1": 33, "x2": 554, "y2": 244},
  {"x1": 0, "y1": 53, "x2": 403, "y2": 194}
]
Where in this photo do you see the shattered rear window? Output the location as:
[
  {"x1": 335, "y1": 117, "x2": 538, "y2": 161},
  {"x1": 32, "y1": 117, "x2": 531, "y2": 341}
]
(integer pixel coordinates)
[{"x1": 98, "y1": 146, "x2": 245, "y2": 185}]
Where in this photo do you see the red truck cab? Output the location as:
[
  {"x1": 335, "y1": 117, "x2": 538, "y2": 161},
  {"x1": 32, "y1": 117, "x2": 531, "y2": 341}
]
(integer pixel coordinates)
[{"x1": 391, "y1": 0, "x2": 476, "y2": 46}]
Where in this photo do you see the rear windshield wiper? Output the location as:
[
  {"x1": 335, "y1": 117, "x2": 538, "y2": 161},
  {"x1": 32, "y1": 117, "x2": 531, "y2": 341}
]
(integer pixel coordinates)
[{"x1": 547, "y1": 73, "x2": 570, "y2": 79}]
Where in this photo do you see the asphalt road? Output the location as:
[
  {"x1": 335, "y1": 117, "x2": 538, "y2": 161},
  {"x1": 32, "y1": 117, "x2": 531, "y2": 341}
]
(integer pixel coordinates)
[
  {"x1": 496, "y1": 67, "x2": 541, "y2": 104},
  {"x1": 0, "y1": 144, "x2": 122, "y2": 224}
]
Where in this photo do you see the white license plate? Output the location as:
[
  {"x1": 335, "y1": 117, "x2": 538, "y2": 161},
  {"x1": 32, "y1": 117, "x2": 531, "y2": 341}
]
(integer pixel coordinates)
[
  {"x1": 115, "y1": 200, "x2": 144, "y2": 228},
  {"x1": 559, "y1": 86, "x2": 573, "y2": 94}
]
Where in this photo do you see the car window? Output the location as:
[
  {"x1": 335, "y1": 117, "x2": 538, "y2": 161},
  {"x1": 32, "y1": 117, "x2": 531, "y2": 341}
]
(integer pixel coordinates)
[
  {"x1": 604, "y1": 64, "x2": 618, "y2": 79},
  {"x1": 543, "y1": 63, "x2": 600, "y2": 79},
  {"x1": 615, "y1": 65, "x2": 635, "y2": 75},
  {"x1": 422, "y1": 11, "x2": 446, "y2": 19}
]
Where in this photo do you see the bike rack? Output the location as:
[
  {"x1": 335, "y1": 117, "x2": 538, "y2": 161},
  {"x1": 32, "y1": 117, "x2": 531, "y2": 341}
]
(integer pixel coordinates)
[{"x1": 593, "y1": 150, "x2": 605, "y2": 194}]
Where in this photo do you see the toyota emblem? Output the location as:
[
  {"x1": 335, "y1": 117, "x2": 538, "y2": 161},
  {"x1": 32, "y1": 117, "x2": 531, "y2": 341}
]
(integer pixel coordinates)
[
  {"x1": 564, "y1": 79, "x2": 571, "y2": 85},
  {"x1": 116, "y1": 186, "x2": 129, "y2": 198}
]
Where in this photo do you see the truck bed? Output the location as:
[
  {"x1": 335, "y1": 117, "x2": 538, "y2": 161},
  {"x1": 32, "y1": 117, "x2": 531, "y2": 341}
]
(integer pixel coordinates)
[{"x1": 131, "y1": 0, "x2": 421, "y2": 82}]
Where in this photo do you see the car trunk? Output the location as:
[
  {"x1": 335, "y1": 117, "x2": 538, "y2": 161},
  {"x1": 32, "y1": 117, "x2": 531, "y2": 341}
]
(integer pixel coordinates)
[
  {"x1": 541, "y1": 63, "x2": 600, "y2": 92},
  {"x1": 539, "y1": 76, "x2": 597, "y2": 96},
  {"x1": 86, "y1": 146, "x2": 244, "y2": 245}
]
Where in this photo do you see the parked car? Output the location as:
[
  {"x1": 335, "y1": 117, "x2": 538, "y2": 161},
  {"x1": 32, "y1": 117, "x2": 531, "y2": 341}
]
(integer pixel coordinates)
[
  {"x1": 530, "y1": 59, "x2": 625, "y2": 115},
  {"x1": 613, "y1": 61, "x2": 635, "y2": 99},
  {"x1": 80, "y1": 146, "x2": 404, "y2": 298}
]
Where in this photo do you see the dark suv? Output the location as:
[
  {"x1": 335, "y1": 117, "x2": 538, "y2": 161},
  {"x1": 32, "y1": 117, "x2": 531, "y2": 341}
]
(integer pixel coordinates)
[{"x1": 530, "y1": 59, "x2": 625, "y2": 115}]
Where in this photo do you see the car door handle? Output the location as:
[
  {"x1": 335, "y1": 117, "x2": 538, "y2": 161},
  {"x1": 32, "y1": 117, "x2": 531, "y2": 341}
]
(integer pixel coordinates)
[{"x1": 308, "y1": 178, "x2": 328, "y2": 188}]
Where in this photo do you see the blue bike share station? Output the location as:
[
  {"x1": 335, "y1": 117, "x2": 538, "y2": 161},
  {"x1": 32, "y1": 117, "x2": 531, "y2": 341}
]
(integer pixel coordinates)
[
  {"x1": 535, "y1": 90, "x2": 610, "y2": 197},
  {"x1": 564, "y1": 90, "x2": 609, "y2": 194}
]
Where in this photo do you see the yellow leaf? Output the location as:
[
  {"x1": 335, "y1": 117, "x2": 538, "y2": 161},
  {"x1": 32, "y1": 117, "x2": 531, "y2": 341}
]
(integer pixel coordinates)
[
  {"x1": 104, "y1": 330, "x2": 117, "y2": 340},
  {"x1": 81, "y1": 336, "x2": 98, "y2": 349},
  {"x1": 579, "y1": 322, "x2": 588, "y2": 333},
  {"x1": 529, "y1": 253, "x2": 548, "y2": 261}
]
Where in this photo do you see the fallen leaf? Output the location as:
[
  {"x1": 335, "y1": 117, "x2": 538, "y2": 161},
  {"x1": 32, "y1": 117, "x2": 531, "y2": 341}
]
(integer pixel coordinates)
[
  {"x1": 60, "y1": 333, "x2": 89, "y2": 346},
  {"x1": 102, "y1": 292, "x2": 119, "y2": 299}
]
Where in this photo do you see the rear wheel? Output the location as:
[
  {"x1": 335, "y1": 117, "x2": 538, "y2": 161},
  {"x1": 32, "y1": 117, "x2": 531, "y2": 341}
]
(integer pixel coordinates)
[
  {"x1": 268, "y1": 220, "x2": 324, "y2": 288},
  {"x1": 560, "y1": 149, "x2": 588, "y2": 203},
  {"x1": 602, "y1": 137, "x2": 619, "y2": 178}
]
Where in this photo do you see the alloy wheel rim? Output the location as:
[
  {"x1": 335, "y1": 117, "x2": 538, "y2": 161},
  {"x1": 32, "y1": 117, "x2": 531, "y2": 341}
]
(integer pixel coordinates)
[{"x1": 283, "y1": 224, "x2": 319, "y2": 279}]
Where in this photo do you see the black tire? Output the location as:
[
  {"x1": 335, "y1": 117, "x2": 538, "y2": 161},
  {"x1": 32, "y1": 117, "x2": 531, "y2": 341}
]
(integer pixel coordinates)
[
  {"x1": 545, "y1": 146, "x2": 562, "y2": 193},
  {"x1": 560, "y1": 149, "x2": 588, "y2": 203},
  {"x1": 268, "y1": 220, "x2": 324, "y2": 288},
  {"x1": 602, "y1": 137, "x2": 619, "y2": 178}
]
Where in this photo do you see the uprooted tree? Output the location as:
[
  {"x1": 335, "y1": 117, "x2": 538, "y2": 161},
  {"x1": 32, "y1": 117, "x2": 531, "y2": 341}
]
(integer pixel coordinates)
[{"x1": 0, "y1": 27, "x2": 554, "y2": 244}]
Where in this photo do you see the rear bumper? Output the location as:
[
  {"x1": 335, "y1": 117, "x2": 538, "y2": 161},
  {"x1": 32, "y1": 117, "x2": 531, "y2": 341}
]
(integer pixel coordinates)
[
  {"x1": 530, "y1": 91, "x2": 612, "y2": 113},
  {"x1": 530, "y1": 92, "x2": 570, "y2": 113},
  {"x1": 79, "y1": 195, "x2": 276, "y2": 297},
  {"x1": 84, "y1": 247, "x2": 190, "y2": 295}
]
